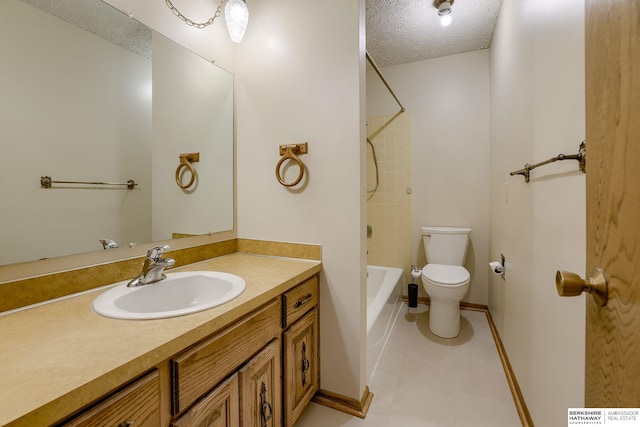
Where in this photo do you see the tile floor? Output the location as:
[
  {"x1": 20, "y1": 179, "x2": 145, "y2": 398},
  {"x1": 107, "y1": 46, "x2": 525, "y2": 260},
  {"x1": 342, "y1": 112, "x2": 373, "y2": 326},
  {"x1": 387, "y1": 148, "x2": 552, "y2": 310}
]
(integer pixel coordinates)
[{"x1": 295, "y1": 303, "x2": 522, "y2": 427}]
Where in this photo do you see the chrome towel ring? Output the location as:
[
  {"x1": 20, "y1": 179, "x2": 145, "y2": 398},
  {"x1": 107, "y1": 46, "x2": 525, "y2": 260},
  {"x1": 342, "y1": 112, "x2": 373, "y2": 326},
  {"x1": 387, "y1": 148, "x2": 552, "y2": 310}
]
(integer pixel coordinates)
[
  {"x1": 276, "y1": 143, "x2": 308, "y2": 187},
  {"x1": 175, "y1": 152, "x2": 200, "y2": 189}
]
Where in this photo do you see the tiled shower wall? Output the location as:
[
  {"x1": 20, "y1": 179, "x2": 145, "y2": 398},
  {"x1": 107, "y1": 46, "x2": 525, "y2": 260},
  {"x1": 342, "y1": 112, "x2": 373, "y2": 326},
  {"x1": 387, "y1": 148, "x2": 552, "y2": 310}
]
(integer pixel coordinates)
[{"x1": 366, "y1": 112, "x2": 412, "y2": 279}]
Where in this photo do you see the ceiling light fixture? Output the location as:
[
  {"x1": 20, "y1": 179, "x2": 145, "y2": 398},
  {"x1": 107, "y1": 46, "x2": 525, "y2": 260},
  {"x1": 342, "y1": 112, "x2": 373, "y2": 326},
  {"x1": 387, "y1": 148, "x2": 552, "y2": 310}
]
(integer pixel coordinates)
[
  {"x1": 224, "y1": 0, "x2": 249, "y2": 43},
  {"x1": 165, "y1": 0, "x2": 249, "y2": 43},
  {"x1": 434, "y1": 0, "x2": 454, "y2": 27}
]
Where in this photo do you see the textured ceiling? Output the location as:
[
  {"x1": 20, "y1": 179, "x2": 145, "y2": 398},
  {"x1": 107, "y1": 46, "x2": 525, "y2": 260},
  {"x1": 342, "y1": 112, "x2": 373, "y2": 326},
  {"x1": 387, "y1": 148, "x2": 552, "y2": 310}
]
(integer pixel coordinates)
[
  {"x1": 23, "y1": 0, "x2": 500, "y2": 68},
  {"x1": 22, "y1": 0, "x2": 151, "y2": 58},
  {"x1": 367, "y1": 0, "x2": 503, "y2": 67}
]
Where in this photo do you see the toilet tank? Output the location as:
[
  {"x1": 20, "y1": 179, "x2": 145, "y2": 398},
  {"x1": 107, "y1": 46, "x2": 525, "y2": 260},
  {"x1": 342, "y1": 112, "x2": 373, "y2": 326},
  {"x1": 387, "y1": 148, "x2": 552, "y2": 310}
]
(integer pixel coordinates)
[{"x1": 421, "y1": 226, "x2": 472, "y2": 266}]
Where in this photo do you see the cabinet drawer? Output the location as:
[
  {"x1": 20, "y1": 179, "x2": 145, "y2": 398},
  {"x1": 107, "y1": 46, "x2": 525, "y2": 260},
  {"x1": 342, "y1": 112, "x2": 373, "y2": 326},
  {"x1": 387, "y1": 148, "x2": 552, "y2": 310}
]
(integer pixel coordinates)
[
  {"x1": 61, "y1": 370, "x2": 160, "y2": 427},
  {"x1": 171, "y1": 300, "x2": 280, "y2": 415},
  {"x1": 282, "y1": 276, "x2": 318, "y2": 328}
]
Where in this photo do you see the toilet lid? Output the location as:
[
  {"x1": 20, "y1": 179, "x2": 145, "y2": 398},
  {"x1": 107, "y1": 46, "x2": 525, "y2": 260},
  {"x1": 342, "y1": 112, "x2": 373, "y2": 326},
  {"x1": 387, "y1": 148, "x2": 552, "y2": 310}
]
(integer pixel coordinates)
[{"x1": 422, "y1": 264, "x2": 470, "y2": 286}]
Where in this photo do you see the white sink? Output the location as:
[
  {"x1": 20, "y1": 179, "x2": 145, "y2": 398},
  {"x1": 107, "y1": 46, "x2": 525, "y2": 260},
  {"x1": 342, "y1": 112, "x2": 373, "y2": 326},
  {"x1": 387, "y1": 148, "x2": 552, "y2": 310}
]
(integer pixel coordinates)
[{"x1": 92, "y1": 271, "x2": 246, "y2": 320}]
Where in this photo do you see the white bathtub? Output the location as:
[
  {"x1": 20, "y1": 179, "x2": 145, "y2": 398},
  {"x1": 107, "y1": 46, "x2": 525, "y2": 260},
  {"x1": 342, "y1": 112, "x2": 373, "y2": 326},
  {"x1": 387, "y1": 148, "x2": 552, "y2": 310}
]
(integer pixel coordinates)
[{"x1": 366, "y1": 265, "x2": 404, "y2": 383}]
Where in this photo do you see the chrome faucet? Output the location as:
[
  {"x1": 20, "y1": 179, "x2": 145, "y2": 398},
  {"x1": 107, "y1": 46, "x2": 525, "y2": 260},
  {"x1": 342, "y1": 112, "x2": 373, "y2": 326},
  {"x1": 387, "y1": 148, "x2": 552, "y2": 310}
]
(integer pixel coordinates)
[
  {"x1": 127, "y1": 245, "x2": 176, "y2": 287},
  {"x1": 99, "y1": 238, "x2": 119, "y2": 249}
]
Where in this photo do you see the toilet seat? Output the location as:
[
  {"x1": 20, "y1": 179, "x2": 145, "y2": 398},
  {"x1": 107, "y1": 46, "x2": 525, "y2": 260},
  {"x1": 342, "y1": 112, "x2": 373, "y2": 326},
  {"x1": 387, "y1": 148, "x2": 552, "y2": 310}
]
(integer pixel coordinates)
[{"x1": 422, "y1": 264, "x2": 470, "y2": 286}]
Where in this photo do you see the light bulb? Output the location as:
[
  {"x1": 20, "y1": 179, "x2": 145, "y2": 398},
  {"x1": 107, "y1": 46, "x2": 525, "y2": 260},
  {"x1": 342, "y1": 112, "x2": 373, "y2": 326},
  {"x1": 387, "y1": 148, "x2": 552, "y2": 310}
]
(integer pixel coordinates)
[
  {"x1": 437, "y1": 1, "x2": 452, "y2": 27},
  {"x1": 225, "y1": 0, "x2": 249, "y2": 43}
]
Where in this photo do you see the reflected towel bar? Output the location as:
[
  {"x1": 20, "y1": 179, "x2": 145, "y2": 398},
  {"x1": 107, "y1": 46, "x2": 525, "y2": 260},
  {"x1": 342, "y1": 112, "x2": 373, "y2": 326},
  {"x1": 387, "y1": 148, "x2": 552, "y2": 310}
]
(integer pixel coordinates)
[
  {"x1": 40, "y1": 176, "x2": 137, "y2": 189},
  {"x1": 509, "y1": 141, "x2": 586, "y2": 183}
]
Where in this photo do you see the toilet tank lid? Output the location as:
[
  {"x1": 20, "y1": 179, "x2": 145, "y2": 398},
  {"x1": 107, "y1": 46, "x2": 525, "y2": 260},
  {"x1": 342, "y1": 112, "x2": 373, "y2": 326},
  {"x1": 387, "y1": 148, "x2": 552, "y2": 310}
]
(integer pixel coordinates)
[
  {"x1": 421, "y1": 226, "x2": 472, "y2": 235},
  {"x1": 422, "y1": 264, "x2": 470, "y2": 285}
]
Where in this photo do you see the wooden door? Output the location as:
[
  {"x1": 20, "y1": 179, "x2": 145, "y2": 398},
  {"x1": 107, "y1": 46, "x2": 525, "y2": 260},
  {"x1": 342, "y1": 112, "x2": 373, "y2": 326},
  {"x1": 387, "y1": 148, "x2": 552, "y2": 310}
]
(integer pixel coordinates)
[{"x1": 585, "y1": 0, "x2": 640, "y2": 406}]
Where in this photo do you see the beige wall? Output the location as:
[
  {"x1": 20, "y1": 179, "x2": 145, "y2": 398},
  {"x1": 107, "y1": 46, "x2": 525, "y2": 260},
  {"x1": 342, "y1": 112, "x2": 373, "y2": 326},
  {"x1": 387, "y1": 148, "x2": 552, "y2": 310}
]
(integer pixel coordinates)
[
  {"x1": 489, "y1": 0, "x2": 586, "y2": 424},
  {"x1": 235, "y1": 0, "x2": 367, "y2": 400},
  {"x1": 367, "y1": 51, "x2": 491, "y2": 305}
]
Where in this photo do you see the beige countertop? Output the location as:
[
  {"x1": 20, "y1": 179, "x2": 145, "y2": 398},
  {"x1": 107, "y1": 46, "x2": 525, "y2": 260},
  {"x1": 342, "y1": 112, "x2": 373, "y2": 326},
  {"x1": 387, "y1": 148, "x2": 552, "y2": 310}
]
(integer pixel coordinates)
[{"x1": 0, "y1": 253, "x2": 321, "y2": 426}]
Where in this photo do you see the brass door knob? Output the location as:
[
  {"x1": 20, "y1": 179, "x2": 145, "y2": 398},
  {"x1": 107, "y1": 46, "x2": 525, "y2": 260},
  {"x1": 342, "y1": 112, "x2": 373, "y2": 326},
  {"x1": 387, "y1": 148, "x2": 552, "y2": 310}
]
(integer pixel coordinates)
[{"x1": 555, "y1": 268, "x2": 608, "y2": 306}]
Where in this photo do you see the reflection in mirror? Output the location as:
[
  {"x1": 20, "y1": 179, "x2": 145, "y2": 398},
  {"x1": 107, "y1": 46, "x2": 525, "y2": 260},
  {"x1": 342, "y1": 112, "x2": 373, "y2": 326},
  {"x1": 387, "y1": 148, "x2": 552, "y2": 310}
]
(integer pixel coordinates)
[{"x1": 0, "y1": 0, "x2": 234, "y2": 266}]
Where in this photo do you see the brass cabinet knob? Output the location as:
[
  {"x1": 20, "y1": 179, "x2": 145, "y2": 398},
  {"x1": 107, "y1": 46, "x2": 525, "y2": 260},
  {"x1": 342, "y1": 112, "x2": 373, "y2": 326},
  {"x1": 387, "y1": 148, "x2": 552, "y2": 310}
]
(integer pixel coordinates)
[{"x1": 555, "y1": 268, "x2": 608, "y2": 306}]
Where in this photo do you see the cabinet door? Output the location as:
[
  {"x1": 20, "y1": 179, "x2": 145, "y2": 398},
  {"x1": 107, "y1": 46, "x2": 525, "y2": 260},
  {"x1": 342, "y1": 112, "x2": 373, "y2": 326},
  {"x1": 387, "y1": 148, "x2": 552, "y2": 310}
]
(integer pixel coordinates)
[
  {"x1": 238, "y1": 340, "x2": 281, "y2": 427},
  {"x1": 171, "y1": 374, "x2": 239, "y2": 427},
  {"x1": 283, "y1": 308, "x2": 318, "y2": 427},
  {"x1": 61, "y1": 370, "x2": 160, "y2": 427}
]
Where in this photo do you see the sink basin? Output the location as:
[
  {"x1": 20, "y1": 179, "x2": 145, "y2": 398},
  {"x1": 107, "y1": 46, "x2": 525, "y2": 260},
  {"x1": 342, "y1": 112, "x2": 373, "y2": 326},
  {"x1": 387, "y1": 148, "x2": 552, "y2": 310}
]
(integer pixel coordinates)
[{"x1": 92, "y1": 271, "x2": 246, "y2": 320}]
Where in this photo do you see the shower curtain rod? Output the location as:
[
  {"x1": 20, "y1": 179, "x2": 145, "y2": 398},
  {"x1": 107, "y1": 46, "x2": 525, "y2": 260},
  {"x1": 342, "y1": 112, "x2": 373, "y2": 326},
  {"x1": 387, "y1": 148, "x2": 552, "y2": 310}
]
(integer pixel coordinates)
[{"x1": 366, "y1": 51, "x2": 406, "y2": 113}]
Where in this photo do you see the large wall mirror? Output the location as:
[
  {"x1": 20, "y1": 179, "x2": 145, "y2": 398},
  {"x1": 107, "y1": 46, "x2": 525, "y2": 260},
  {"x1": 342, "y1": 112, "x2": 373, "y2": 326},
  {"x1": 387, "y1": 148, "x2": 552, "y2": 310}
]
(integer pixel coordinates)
[{"x1": 0, "y1": 0, "x2": 234, "y2": 266}]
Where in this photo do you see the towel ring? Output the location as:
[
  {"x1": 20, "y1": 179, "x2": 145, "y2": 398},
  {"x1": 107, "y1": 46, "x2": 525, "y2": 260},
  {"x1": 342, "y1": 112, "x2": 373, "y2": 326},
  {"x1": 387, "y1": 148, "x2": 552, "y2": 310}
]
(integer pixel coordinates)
[
  {"x1": 175, "y1": 152, "x2": 200, "y2": 189},
  {"x1": 276, "y1": 143, "x2": 308, "y2": 187}
]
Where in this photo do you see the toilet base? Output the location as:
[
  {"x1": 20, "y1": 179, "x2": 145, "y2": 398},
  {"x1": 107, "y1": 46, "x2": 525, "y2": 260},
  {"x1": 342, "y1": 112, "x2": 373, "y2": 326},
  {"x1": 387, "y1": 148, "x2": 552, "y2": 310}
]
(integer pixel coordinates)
[{"x1": 428, "y1": 300, "x2": 461, "y2": 338}]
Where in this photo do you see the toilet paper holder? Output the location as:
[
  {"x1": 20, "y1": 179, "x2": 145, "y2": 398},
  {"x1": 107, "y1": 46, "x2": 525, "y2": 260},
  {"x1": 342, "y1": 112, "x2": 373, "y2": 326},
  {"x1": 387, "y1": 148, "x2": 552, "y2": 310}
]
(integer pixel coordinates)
[{"x1": 490, "y1": 254, "x2": 506, "y2": 279}]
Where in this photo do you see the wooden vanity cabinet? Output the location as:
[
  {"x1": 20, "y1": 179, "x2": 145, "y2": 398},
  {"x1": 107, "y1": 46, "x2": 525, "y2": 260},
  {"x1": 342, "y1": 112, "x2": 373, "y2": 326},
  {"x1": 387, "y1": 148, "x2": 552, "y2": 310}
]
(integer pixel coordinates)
[
  {"x1": 282, "y1": 277, "x2": 319, "y2": 427},
  {"x1": 56, "y1": 273, "x2": 320, "y2": 427}
]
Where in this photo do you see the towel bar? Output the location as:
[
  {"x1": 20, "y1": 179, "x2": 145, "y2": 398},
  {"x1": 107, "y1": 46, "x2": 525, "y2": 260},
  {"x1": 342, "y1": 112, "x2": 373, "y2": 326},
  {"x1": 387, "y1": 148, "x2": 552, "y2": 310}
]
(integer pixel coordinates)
[
  {"x1": 510, "y1": 141, "x2": 586, "y2": 183},
  {"x1": 40, "y1": 176, "x2": 137, "y2": 189}
]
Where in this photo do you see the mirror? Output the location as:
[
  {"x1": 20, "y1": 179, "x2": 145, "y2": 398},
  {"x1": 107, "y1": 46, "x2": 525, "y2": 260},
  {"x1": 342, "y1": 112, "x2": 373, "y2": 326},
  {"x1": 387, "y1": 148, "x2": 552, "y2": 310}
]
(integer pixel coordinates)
[{"x1": 0, "y1": 0, "x2": 234, "y2": 266}]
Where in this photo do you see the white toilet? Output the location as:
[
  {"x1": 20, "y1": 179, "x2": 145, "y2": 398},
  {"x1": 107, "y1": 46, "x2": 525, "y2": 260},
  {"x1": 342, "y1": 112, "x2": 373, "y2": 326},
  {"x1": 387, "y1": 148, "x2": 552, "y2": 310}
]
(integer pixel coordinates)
[{"x1": 420, "y1": 226, "x2": 472, "y2": 338}]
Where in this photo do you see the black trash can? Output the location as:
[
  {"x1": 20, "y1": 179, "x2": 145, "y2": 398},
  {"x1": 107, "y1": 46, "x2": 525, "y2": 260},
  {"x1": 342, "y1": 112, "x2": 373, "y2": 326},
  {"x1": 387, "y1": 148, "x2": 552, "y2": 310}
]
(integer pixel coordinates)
[{"x1": 408, "y1": 283, "x2": 418, "y2": 308}]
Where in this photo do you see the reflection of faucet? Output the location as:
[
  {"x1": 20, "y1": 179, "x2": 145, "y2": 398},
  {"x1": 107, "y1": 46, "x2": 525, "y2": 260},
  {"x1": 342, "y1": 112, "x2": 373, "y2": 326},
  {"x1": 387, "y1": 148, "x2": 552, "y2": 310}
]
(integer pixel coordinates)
[
  {"x1": 127, "y1": 245, "x2": 176, "y2": 287},
  {"x1": 99, "y1": 238, "x2": 119, "y2": 249}
]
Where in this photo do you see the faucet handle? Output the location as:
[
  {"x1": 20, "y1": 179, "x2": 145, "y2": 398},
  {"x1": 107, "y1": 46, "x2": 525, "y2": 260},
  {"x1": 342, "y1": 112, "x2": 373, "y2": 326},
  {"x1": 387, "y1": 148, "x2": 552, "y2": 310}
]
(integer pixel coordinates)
[{"x1": 146, "y1": 245, "x2": 170, "y2": 261}]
